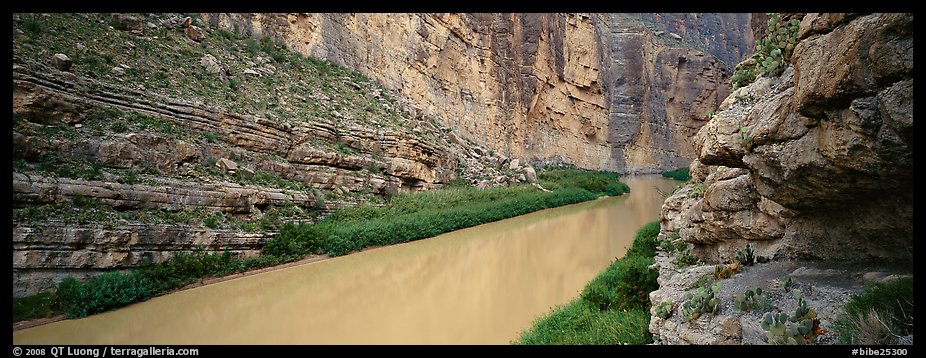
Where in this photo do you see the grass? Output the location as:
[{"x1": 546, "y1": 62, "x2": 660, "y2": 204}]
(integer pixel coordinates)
[
  {"x1": 14, "y1": 168, "x2": 630, "y2": 322},
  {"x1": 538, "y1": 167, "x2": 629, "y2": 196},
  {"x1": 265, "y1": 185, "x2": 600, "y2": 257},
  {"x1": 12, "y1": 291, "x2": 58, "y2": 323},
  {"x1": 15, "y1": 248, "x2": 292, "y2": 321},
  {"x1": 661, "y1": 167, "x2": 690, "y2": 181},
  {"x1": 516, "y1": 221, "x2": 661, "y2": 345},
  {"x1": 516, "y1": 303, "x2": 652, "y2": 345},
  {"x1": 14, "y1": 155, "x2": 104, "y2": 182},
  {"x1": 832, "y1": 278, "x2": 914, "y2": 344}
]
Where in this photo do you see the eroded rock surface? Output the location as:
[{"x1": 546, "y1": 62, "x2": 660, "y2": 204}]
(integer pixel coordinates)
[{"x1": 653, "y1": 13, "x2": 913, "y2": 344}]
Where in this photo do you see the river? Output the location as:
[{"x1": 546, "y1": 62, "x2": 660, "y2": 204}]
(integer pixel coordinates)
[{"x1": 12, "y1": 175, "x2": 677, "y2": 344}]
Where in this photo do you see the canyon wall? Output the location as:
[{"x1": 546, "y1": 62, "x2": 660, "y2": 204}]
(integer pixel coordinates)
[
  {"x1": 205, "y1": 13, "x2": 754, "y2": 172},
  {"x1": 651, "y1": 13, "x2": 913, "y2": 344}
]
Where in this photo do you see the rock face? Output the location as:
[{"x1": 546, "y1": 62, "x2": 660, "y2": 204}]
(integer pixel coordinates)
[
  {"x1": 653, "y1": 13, "x2": 913, "y2": 344},
  {"x1": 204, "y1": 13, "x2": 755, "y2": 172},
  {"x1": 11, "y1": 64, "x2": 515, "y2": 296}
]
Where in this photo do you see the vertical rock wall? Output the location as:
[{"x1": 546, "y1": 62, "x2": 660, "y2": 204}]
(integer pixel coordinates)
[{"x1": 205, "y1": 13, "x2": 755, "y2": 172}]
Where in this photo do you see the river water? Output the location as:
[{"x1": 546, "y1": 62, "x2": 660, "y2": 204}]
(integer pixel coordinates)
[{"x1": 12, "y1": 175, "x2": 677, "y2": 344}]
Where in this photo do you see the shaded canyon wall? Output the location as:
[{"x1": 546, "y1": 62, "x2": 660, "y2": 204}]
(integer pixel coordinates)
[{"x1": 205, "y1": 13, "x2": 755, "y2": 172}]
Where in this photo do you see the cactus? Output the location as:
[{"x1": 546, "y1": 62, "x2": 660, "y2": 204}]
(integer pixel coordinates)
[
  {"x1": 654, "y1": 300, "x2": 675, "y2": 319},
  {"x1": 735, "y1": 243, "x2": 756, "y2": 266},
  {"x1": 738, "y1": 127, "x2": 753, "y2": 153},
  {"x1": 671, "y1": 243, "x2": 700, "y2": 268},
  {"x1": 682, "y1": 282, "x2": 721, "y2": 322},
  {"x1": 760, "y1": 288, "x2": 821, "y2": 344},
  {"x1": 733, "y1": 287, "x2": 768, "y2": 313},
  {"x1": 730, "y1": 13, "x2": 800, "y2": 89},
  {"x1": 780, "y1": 276, "x2": 794, "y2": 293}
]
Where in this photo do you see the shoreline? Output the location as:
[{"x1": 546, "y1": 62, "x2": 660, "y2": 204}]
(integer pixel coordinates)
[{"x1": 12, "y1": 254, "x2": 329, "y2": 332}]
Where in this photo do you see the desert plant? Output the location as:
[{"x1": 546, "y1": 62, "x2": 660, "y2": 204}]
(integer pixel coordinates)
[
  {"x1": 672, "y1": 243, "x2": 700, "y2": 268},
  {"x1": 735, "y1": 243, "x2": 756, "y2": 266},
  {"x1": 780, "y1": 276, "x2": 795, "y2": 293},
  {"x1": 734, "y1": 287, "x2": 769, "y2": 313},
  {"x1": 761, "y1": 289, "x2": 822, "y2": 344},
  {"x1": 688, "y1": 182, "x2": 705, "y2": 199},
  {"x1": 713, "y1": 262, "x2": 739, "y2": 280},
  {"x1": 658, "y1": 231, "x2": 681, "y2": 252},
  {"x1": 203, "y1": 214, "x2": 222, "y2": 229},
  {"x1": 681, "y1": 282, "x2": 721, "y2": 322},
  {"x1": 655, "y1": 300, "x2": 675, "y2": 319},
  {"x1": 739, "y1": 127, "x2": 754, "y2": 153},
  {"x1": 730, "y1": 13, "x2": 800, "y2": 90}
]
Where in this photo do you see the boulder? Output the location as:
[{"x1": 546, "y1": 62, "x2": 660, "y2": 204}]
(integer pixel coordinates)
[
  {"x1": 111, "y1": 14, "x2": 142, "y2": 32},
  {"x1": 51, "y1": 53, "x2": 72, "y2": 71},
  {"x1": 200, "y1": 54, "x2": 229, "y2": 83},
  {"x1": 523, "y1": 165, "x2": 537, "y2": 183},
  {"x1": 185, "y1": 25, "x2": 205, "y2": 42},
  {"x1": 217, "y1": 158, "x2": 238, "y2": 172}
]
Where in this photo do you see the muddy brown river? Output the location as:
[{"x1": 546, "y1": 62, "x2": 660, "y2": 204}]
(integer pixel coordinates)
[{"x1": 13, "y1": 176, "x2": 677, "y2": 345}]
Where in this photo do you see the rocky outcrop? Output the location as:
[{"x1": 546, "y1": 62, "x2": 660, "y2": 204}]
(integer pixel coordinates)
[
  {"x1": 653, "y1": 13, "x2": 913, "y2": 344},
  {"x1": 13, "y1": 173, "x2": 313, "y2": 214},
  {"x1": 12, "y1": 64, "x2": 525, "y2": 296},
  {"x1": 205, "y1": 13, "x2": 754, "y2": 172},
  {"x1": 13, "y1": 225, "x2": 268, "y2": 297}
]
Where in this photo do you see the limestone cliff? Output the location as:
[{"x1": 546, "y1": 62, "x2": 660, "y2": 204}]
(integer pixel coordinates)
[
  {"x1": 652, "y1": 13, "x2": 913, "y2": 344},
  {"x1": 11, "y1": 13, "x2": 528, "y2": 296},
  {"x1": 11, "y1": 12, "x2": 755, "y2": 297},
  {"x1": 205, "y1": 13, "x2": 754, "y2": 172}
]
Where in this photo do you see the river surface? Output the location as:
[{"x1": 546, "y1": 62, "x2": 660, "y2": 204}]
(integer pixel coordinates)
[{"x1": 13, "y1": 175, "x2": 677, "y2": 344}]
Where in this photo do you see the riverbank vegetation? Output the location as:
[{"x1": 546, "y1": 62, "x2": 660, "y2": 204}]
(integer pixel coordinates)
[
  {"x1": 661, "y1": 167, "x2": 690, "y2": 181},
  {"x1": 516, "y1": 221, "x2": 660, "y2": 344},
  {"x1": 14, "y1": 169, "x2": 629, "y2": 323},
  {"x1": 831, "y1": 278, "x2": 914, "y2": 344}
]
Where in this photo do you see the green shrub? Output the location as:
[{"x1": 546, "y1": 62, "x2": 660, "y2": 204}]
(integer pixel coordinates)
[
  {"x1": 688, "y1": 182, "x2": 705, "y2": 198},
  {"x1": 581, "y1": 255, "x2": 658, "y2": 312},
  {"x1": 517, "y1": 221, "x2": 663, "y2": 344},
  {"x1": 136, "y1": 249, "x2": 239, "y2": 294},
  {"x1": 203, "y1": 214, "x2": 222, "y2": 229},
  {"x1": 538, "y1": 168, "x2": 628, "y2": 196},
  {"x1": 832, "y1": 278, "x2": 913, "y2": 344},
  {"x1": 21, "y1": 14, "x2": 43, "y2": 34},
  {"x1": 661, "y1": 167, "x2": 690, "y2": 181},
  {"x1": 13, "y1": 291, "x2": 58, "y2": 323},
  {"x1": 302, "y1": 186, "x2": 597, "y2": 257},
  {"x1": 57, "y1": 272, "x2": 153, "y2": 318},
  {"x1": 739, "y1": 127, "x2": 754, "y2": 153},
  {"x1": 625, "y1": 220, "x2": 660, "y2": 259}
]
